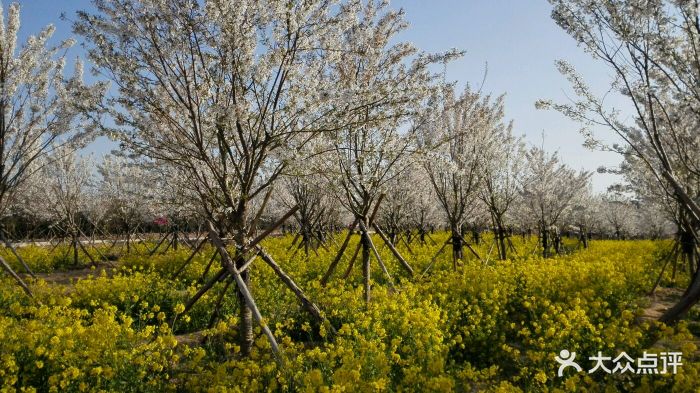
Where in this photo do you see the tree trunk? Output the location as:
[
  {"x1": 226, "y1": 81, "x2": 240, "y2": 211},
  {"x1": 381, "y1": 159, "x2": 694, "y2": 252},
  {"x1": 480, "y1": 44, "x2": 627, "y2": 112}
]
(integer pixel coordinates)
[
  {"x1": 451, "y1": 229, "x2": 463, "y2": 270},
  {"x1": 541, "y1": 227, "x2": 549, "y2": 258},
  {"x1": 206, "y1": 222, "x2": 282, "y2": 364},
  {"x1": 361, "y1": 223, "x2": 371, "y2": 303},
  {"x1": 72, "y1": 233, "x2": 79, "y2": 266},
  {"x1": 659, "y1": 222, "x2": 700, "y2": 323},
  {"x1": 0, "y1": 255, "x2": 32, "y2": 296},
  {"x1": 660, "y1": 259, "x2": 699, "y2": 323},
  {"x1": 232, "y1": 204, "x2": 253, "y2": 355},
  {"x1": 495, "y1": 223, "x2": 507, "y2": 260},
  {"x1": 553, "y1": 232, "x2": 562, "y2": 255},
  {"x1": 237, "y1": 267, "x2": 254, "y2": 355},
  {"x1": 302, "y1": 230, "x2": 310, "y2": 256},
  {"x1": 389, "y1": 230, "x2": 397, "y2": 245}
]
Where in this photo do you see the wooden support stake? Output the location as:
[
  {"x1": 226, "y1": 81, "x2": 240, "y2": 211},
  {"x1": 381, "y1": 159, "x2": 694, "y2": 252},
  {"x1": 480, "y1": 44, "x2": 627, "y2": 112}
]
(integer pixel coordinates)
[
  {"x1": 464, "y1": 241, "x2": 483, "y2": 262},
  {"x1": 650, "y1": 242, "x2": 680, "y2": 295},
  {"x1": 372, "y1": 223, "x2": 413, "y2": 276},
  {"x1": 369, "y1": 194, "x2": 385, "y2": 225},
  {"x1": 149, "y1": 233, "x2": 170, "y2": 256},
  {"x1": 426, "y1": 232, "x2": 438, "y2": 245},
  {"x1": 359, "y1": 222, "x2": 395, "y2": 292},
  {"x1": 106, "y1": 233, "x2": 120, "y2": 253},
  {"x1": 257, "y1": 246, "x2": 335, "y2": 335},
  {"x1": 401, "y1": 236, "x2": 416, "y2": 255},
  {"x1": 0, "y1": 255, "x2": 32, "y2": 297},
  {"x1": 248, "y1": 188, "x2": 274, "y2": 238},
  {"x1": 198, "y1": 249, "x2": 219, "y2": 284},
  {"x1": 207, "y1": 222, "x2": 283, "y2": 365},
  {"x1": 172, "y1": 237, "x2": 208, "y2": 279},
  {"x1": 0, "y1": 231, "x2": 35, "y2": 278},
  {"x1": 286, "y1": 232, "x2": 301, "y2": 251},
  {"x1": 49, "y1": 236, "x2": 63, "y2": 254},
  {"x1": 452, "y1": 234, "x2": 483, "y2": 262},
  {"x1": 182, "y1": 268, "x2": 228, "y2": 315},
  {"x1": 321, "y1": 217, "x2": 359, "y2": 286},
  {"x1": 419, "y1": 238, "x2": 450, "y2": 279},
  {"x1": 208, "y1": 275, "x2": 236, "y2": 329},
  {"x1": 324, "y1": 197, "x2": 384, "y2": 285},
  {"x1": 342, "y1": 241, "x2": 362, "y2": 279},
  {"x1": 237, "y1": 252, "x2": 258, "y2": 274},
  {"x1": 248, "y1": 205, "x2": 299, "y2": 250},
  {"x1": 76, "y1": 238, "x2": 98, "y2": 267},
  {"x1": 79, "y1": 229, "x2": 114, "y2": 267}
]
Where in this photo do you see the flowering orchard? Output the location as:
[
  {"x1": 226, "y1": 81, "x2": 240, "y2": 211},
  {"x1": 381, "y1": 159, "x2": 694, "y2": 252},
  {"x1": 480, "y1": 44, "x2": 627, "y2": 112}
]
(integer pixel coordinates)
[{"x1": 0, "y1": 0, "x2": 699, "y2": 391}]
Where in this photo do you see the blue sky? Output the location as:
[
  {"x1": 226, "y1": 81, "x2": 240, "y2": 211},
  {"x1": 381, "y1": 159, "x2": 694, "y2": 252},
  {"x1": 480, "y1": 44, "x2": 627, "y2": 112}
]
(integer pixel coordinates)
[{"x1": 14, "y1": 0, "x2": 626, "y2": 192}]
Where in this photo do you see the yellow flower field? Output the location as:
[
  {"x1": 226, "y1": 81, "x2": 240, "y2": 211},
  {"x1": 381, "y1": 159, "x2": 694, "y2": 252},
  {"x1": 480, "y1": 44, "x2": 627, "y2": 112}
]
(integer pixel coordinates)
[{"x1": 0, "y1": 234, "x2": 698, "y2": 392}]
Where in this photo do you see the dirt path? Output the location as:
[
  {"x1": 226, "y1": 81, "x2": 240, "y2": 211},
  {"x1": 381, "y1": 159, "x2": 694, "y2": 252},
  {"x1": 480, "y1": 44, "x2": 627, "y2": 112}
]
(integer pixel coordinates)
[
  {"x1": 640, "y1": 287, "x2": 700, "y2": 360},
  {"x1": 175, "y1": 331, "x2": 205, "y2": 346},
  {"x1": 34, "y1": 263, "x2": 118, "y2": 285},
  {"x1": 640, "y1": 287, "x2": 685, "y2": 321}
]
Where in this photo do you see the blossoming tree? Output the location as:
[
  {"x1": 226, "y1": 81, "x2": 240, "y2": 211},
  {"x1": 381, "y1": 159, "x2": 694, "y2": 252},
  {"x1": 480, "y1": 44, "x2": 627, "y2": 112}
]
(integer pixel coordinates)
[
  {"x1": 317, "y1": 0, "x2": 460, "y2": 302},
  {"x1": 420, "y1": 85, "x2": 504, "y2": 267},
  {"x1": 96, "y1": 154, "x2": 158, "y2": 253},
  {"x1": 520, "y1": 146, "x2": 591, "y2": 258},
  {"x1": 31, "y1": 148, "x2": 98, "y2": 267},
  {"x1": 478, "y1": 109, "x2": 525, "y2": 260},
  {"x1": 0, "y1": 2, "x2": 105, "y2": 295},
  {"x1": 543, "y1": 0, "x2": 700, "y2": 322},
  {"x1": 74, "y1": 0, "x2": 411, "y2": 357}
]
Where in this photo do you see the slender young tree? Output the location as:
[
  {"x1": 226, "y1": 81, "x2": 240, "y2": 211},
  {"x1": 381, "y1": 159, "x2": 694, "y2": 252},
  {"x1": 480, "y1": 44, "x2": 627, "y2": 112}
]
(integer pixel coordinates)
[
  {"x1": 32, "y1": 149, "x2": 97, "y2": 267},
  {"x1": 407, "y1": 167, "x2": 441, "y2": 245},
  {"x1": 568, "y1": 189, "x2": 600, "y2": 248},
  {"x1": 520, "y1": 146, "x2": 591, "y2": 258},
  {"x1": 420, "y1": 85, "x2": 502, "y2": 267},
  {"x1": 600, "y1": 193, "x2": 637, "y2": 240},
  {"x1": 318, "y1": 0, "x2": 459, "y2": 302},
  {"x1": 97, "y1": 154, "x2": 156, "y2": 253},
  {"x1": 275, "y1": 173, "x2": 338, "y2": 256},
  {"x1": 0, "y1": 2, "x2": 104, "y2": 294},
  {"x1": 478, "y1": 115, "x2": 524, "y2": 260}
]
